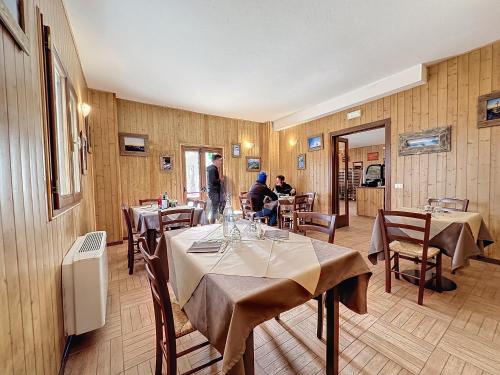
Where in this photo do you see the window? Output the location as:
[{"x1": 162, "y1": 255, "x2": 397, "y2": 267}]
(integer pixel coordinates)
[
  {"x1": 0, "y1": 0, "x2": 29, "y2": 53},
  {"x1": 39, "y1": 15, "x2": 82, "y2": 218}
]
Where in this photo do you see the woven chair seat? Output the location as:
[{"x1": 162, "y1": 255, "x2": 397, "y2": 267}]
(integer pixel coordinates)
[
  {"x1": 168, "y1": 285, "x2": 195, "y2": 338},
  {"x1": 389, "y1": 240, "x2": 440, "y2": 258}
]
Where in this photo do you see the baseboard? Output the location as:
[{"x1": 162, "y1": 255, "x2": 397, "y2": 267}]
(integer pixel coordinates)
[
  {"x1": 58, "y1": 335, "x2": 73, "y2": 375},
  {"x1": 107, "y1": 240, "x2": 124, "y2": 246}
]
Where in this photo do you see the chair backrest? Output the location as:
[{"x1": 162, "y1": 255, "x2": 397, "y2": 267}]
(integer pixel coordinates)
[
  {"x1": 303, "y1": 192, "x2": 316, "y2": 211},
  {"x1": 378, "y1": 209, "x2": 432, "y2": 258},
  {"x1": 139, "y1": 198, "x2": 158, "y2": 206},
  {"x1": 293, "y1": 194, "x2": 310, "y2": 212},
  {"x1": 121, "y1": 205, "x2": 134, "y2": 245},
  {"x1": 159, "y1": 208, "x2": 195, "y2": 233},
  {"x1": 427, "y1": 198, "x2": 469, "y2": 212},
  {"x1": 239, "y1": 193, "x2": 254, "y2": 216},
  {"x1": 186, "y1": 198, "x2": 206, "y2": 210},
  {"x1": 138, "y1": 237, "x2": 177, "y2": 374},
  {"x1": 293, "y1": 211, "x2": 337, "y2": 243}
]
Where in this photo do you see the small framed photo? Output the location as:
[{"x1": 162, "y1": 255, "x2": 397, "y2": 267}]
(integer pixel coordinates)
[
  {"x1": 478, "y1": 91, "x2": 500, "y2": 128},
  {"x1": 80, "y1": 131, "x2": 88, "y2": 175},
  {"x1": 297, "y1": 154, "x2": 306, "y2": 170},
  {"x1": 160, "y1": 154, "x2": 173, "y2": 172},
  {"x1": 85, "y1": 118, "x2": 92, "y2": 154},
  {"x1": 307, "y1": 134, "x2": 324, "y2": 151},
  {"x1": 246, "y1": 156, "x2": 261, "y2": 172},
  {"x1": 119, "y1": 133, "x2": 149, "y2": 156},
  {"x1": 367, "y1": 151, "x2": 379, "y2": 161},
  {"x1": 231, "y1": 143, "x2": 241, "y2": 157}
]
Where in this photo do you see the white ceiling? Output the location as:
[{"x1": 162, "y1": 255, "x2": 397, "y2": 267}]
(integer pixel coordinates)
[
  {"x1": 64, "y1": 0, "x2": 500, "y2": 124},
  {"x1": 345, "y1": 128, "x2": 385, "y2": 148}
]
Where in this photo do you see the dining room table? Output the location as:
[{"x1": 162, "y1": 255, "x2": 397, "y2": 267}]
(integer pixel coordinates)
[
  {"x1": 130, "y1": 204, "x2": 207, "y2": 251},
  {"x1": 161, "y1": 221, "x2": 372, "y2": 374},
  {"x1": 368, "y1": 207, "x2": 495, "y2": 290}
]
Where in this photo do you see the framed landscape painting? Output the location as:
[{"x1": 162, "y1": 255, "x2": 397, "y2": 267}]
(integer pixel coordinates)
[
  {"x1": 478, "y1": 91, "x2": 500, "y2": 128},
  {"x1": 307, "y1": 134, "x2": 324, "y2": 151},
  {"x1": 119, "y1": 133, "x2": 149, "y2": 156},
  {"x1": 297, "y1": 154, "x2": 306, "y2": 170},
  {"x1": 246, "y1": 156, "x2": 261, "y2": 172}
]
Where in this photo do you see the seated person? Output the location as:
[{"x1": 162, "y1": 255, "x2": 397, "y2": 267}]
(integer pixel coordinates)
[
  {"x1": 274, "y1": 175, "x2": 296, "y2": 196},
  {"x1": 248, "y1": 171, "x2": 278, "y2": 226}
]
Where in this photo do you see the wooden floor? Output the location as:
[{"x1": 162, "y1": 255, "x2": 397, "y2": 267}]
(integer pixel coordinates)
[{"x1": 65, "y1": 216, "x2": 500, "y2": 374}]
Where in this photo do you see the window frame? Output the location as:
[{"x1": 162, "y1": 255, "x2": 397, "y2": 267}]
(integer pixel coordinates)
[
  {"x1": 0, "y1": 0, "x2": 30, "y2": 53},
  {"x1": 38, "y1": 11, "x2": 83, "y2": 219}
]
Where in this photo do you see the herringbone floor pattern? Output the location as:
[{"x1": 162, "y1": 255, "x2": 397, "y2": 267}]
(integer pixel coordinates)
[{"x1": 65, "y1": 216, "x2": 500, "y2": 374}]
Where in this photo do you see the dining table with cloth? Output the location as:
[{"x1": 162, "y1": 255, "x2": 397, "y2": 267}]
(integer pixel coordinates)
[
  {"x1": 161, "y1": 222, "x2": 372, "y2": 374},
  {"x1": 368, "y1": 208, "x2": 494, "y2": 272},
  {"x1": 130, "y1": 204, "x2": 207, "y2": 251}
]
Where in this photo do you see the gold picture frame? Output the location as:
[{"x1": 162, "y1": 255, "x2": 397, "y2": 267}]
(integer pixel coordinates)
[
  {"x1": 478, "y1": 91, "x2": 500, "y2": 128},
  {"x1": 119, "y1": 132, "x2": 149, "y2": 156}
]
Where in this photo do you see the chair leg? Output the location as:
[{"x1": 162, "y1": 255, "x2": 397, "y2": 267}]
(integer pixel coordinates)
[
  {"x1": 394, "y1": 253, "x2": 400, "y2": 280},
  {"x1": 417, "y1": 258, "x2": 427, "y2": 305},
  {"x1": 275, "y1": 314, "x2": 280, "y2": 321},
  {"x1": 435, "y1": 253, "x2": 443, "y2": 293},
  {"x1": 385, "y1": 255, "x2": 392, "y2": 294},
  {"x1": 317, "y1": 294, "x2": 324, "y2": 339},
  {"x1": 155, "y1": 343, "x2": 162, "y2": 375}
]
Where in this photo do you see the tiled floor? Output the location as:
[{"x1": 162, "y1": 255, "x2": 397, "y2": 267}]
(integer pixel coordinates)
[{"x1": 65, "y1": 215, "x2": 500, "y2": 374}]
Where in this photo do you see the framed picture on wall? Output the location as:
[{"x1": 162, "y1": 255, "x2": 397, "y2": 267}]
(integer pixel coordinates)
[
  {"x1": 307, "y1": 134, "x2": 324, "y2": 151},
  {"x1": 367, "y1": 151, "x2": 379, "y2": 161},
  {"x1": 297, "y1": 154, "x2": 306, "y2": 170},
  {"x1": 478, "y1": 91, "x2": 500, "y2": 128},
  {"x1": 246, "y1": 156, "x2": 261, "y2": 172},
  {"x1": 119, "y1": 133, "x2": 149, "y2": 156},
  {"x1": 231, "y1": 143, "x2": 241, "y2": 157},
  {"x1": 85, "y1": 118, "x2": 92, "y2": 154},
  {"x1": 80, "y1": 131, "x2": 88, "y2": 175},
  {"x1": 159, "y1": 154, "x2": 173, "y2": 172}
]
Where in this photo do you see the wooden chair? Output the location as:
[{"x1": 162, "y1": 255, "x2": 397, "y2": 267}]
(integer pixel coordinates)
[
  {"x1": 138, "y1": 237, "x2": 222, "y2": 375},
  {"x1": 239, "y1": 192, "x2": 268, "y2": 223},
  {"x1": 292, "y1": 211, "x2": 337, "y2": 339},
  {"x1": 139, "y1": 198, "x2": 158, "y2": 206},
  {"x1": 428, "y1": 198, "x2": 469, "y2": 212},
  {"x1": 192, "y1": 200, "x2": 207, "y2": 210},
  {"x1": 303, "y1": 192, "x2": 316, "y2": 212},
  {"x1": 279, "y1": 194, "x2": 310, "y2": 229},
  {"x1": 159, "y1": 208, "x2": 195, "y2": 233},
  {"x1": 379, "y1": 209, "x2": 442, "y2": 305},
  {"x1": 121, "y1": 205, "x2": 140, "y2": 275}
]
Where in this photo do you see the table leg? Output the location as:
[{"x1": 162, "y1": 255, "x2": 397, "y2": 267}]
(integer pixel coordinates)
[
  {"x1": 326, "y1": 287, "x2": 339, "y2": 375},
  {"x1": 146, "y1": 229, "x2": 157, "y2": 254},
  {"x1": 243, "y1": 330, "x2": 254, "y2": 375},
  {"x1": 400, "y1": 270, "x2": 457, "y2": 291}
]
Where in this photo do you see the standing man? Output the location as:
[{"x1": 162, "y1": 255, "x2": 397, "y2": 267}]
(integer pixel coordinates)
[
  {"x1": 207, "y1": 153, "x2": 225, "y2": 223},
  {"x1": 248, "y1": 171, "x2": 278, "y2": 225}
]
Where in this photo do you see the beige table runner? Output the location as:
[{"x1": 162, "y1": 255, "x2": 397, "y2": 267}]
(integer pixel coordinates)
[
  {"x1": 388, "y1": 208, "x2": 483, "y2": 240},
  {"x1": 168, "y1": 224, "x2": 321, "y2": 307}
]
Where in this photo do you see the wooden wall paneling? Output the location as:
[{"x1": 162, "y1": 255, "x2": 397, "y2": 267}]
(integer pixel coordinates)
[
  {"x1": 455, "y1": 54, "x2": 469, "y2": 202},
  {"x1": 419, "y1": 77, "x2": 430, "y2": 205},
  {"x1": 411, "y1": 86, "x2": 421, "y2": 207},
  {"x1": 478, "y1": 46, "x2": 492, "y2": 226},
  {"x1": 427, "y1": 64, "x2": 439, "y2": 202},
  {"x1": 490, "y1": 42, "x2": 500, "y2": 255},
  {"x1": 446, "y1": 57, "x2": 458, "y2": 201}
]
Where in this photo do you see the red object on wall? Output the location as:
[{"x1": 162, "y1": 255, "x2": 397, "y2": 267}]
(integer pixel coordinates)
[{"x1": 367, "y1": 152, "x2": 379, "y2": 161}]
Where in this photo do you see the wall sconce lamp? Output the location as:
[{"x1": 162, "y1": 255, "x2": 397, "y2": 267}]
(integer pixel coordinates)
[
  {"x1": 288, "y1": 138, "x2": 298, "y2": 146},
  {"x1": 244, "y1": 141, "x2": 254, "y2": 149},
  {"x1": 81, "y1": 103, "x2": 92, "y2": 118}
]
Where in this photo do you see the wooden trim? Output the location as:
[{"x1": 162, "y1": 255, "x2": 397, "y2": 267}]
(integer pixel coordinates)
[
  {"x1": 107, "y1": 240, "x2": 124, "y2": 247},
  {"x1": 329, "y1": 118, "x2": 391, "y2": 220},
  {"x1": 0, "y1": 0, "x2": 30, "y2": 53},
  {"x1": 477, "y1": 90, "x2": 500, "y2": 128}
]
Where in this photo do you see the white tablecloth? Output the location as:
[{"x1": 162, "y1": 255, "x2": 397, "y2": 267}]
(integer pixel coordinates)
[{"x1": 166, "y1": 224, "x2": 321, "y2": 307}]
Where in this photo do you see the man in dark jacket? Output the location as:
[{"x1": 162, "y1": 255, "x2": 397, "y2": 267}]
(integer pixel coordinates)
[
  {"x1": 248, "y1": 171, "x2": 278, "y2": 225},
  {"x1": 207, "y1": 153, "x2": 225, "y2": 223},
  {"x1": 274, "y1": 175, "x2": 295, "y2": 195}
]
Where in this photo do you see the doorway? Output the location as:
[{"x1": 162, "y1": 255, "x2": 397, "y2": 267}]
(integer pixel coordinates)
[
  {"x1": 181, "y1": 146, "x2": 223, "y2": 202},
  {"x1": 330, "y1": 119, "x2": 391, "y2": 228}
]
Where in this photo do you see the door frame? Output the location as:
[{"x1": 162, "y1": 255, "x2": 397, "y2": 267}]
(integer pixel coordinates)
[
  {"x1": 329, "y1": 118, "x2": 392, "y2": 220},
  {"x1": 180, "y1": 145, "x2": 224, "y2": 201},
  {"x1": 333, "y1": 137, "x2": 350, "y2": 227}
]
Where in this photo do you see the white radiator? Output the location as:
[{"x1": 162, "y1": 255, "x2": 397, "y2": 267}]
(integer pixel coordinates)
[{"x1": 62, "y1": 231, "x2": 108, "y2": 336}]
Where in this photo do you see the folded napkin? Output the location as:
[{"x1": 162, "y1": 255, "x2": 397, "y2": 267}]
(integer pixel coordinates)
[
  {"x1": 187, "y1": 241, "x2": 222, "y2": 253},
  {"x1": 264, "y1": 229, "x2": 289, "y2": 240}
]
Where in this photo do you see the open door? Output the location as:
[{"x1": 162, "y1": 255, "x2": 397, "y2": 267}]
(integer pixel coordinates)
[
  {"x1": 332, "y1": 137, "x2": 349, "y2": 228},
  {"x1": 182, "y1": 146, "x2": 223, "y2": 201}
]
